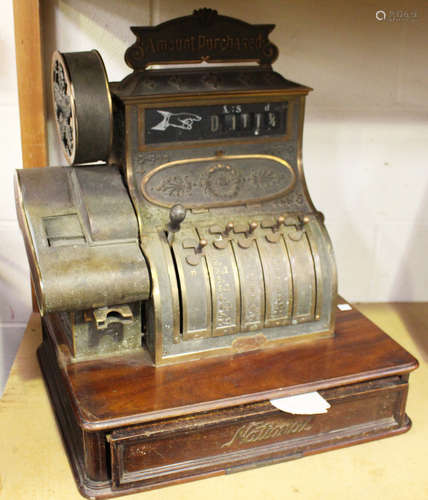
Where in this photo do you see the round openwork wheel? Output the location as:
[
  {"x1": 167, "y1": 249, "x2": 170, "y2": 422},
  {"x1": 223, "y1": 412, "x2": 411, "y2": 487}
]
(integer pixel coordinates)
[{"x1": 51, "y1": 50, "x2": 112, "y2": 165}]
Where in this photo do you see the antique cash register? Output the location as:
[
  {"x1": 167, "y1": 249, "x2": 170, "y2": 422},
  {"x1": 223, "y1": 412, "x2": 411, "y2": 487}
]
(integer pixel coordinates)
[{"x1": 15, "y1": 10, "x2": 417, "y2": 499}]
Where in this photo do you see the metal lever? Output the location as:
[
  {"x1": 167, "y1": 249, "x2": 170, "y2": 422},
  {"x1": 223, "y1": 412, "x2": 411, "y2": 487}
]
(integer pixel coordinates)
[
  {"x1": 167, "y1": 204, "x2": 186, "y2": 244},
  {"x1": 289, "y1": 215, "x2": 311, "y2": 241},
  {"x1": 196, "y1": 239, "x2": 208, "y2": 253},
  {"x1": 248, "y1": 221, "x2": 258, "y2": 234},
  {"x1": 224, "y1": 222, "x2": 234, "y2": 236},
  {"x1": 186, "y1": 239, "x2": 208, "y2": 266},
  {"x1": 273, "y1": 215, "x2": 285, "y2": 232},
  {"x1": 296, "y1": 215, "x2": 310, "y2": 231}
]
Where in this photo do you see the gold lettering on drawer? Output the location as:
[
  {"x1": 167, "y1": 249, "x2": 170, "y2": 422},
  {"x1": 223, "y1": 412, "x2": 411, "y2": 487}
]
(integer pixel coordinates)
[{"x1": 221, "y1": 417, "x2": 313, "y2": 448}]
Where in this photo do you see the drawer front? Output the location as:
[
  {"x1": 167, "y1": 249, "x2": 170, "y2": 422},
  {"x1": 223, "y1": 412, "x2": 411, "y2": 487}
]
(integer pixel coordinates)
[{"x1": 109, "y1": 379, "x2": 407, "y2": 489}]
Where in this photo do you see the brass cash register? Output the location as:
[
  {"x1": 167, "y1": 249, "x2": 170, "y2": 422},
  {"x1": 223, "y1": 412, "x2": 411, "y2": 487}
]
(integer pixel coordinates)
[{"x1": 15, "y1": 10, "x2": 417, "y2": 499}]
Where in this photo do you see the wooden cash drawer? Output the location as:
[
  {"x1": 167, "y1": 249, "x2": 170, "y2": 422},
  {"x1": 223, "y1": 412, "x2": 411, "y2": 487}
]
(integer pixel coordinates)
[{"x1": 109, "y1": 376, "x2": 409, "y2": 491}]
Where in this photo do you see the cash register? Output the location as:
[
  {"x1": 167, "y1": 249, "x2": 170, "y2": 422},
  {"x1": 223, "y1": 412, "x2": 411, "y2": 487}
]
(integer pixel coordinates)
[{"x1": 15, "y1": 9, "x2": 417, "y2": 498}]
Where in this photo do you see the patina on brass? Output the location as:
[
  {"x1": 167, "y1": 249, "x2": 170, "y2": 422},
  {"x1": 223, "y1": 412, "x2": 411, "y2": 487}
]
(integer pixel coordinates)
[
  {"x1": 15, "y1": 9, "x2": 337, "y2": 363},
  {"x1": 52, "y1": 50, "x2": 112, "y2": 165}
]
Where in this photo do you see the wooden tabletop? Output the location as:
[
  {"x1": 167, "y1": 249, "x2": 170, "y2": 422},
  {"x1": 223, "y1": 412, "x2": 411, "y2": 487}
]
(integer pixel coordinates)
[{"x1": 1, "y1": 303, "x2": 427, "y2": 499}]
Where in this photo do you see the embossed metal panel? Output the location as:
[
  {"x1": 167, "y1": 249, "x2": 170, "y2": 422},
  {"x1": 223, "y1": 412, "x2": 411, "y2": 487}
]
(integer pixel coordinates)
[
  {"x1": 198, "y1": 227, "x2": 241, "y2": 337},
  {"x1": 172, "y1": 228, "x2": 212, "y2": 340},
  {"x1": 285, "y1": 229, "x2": 316, "y2": 323},
  {"x1": 125, "y1": 9, "x2": 279, "y2": 70},
  {"x1": 231, "y1": 238, "x2": 265, "y2": 332},
  {"x1": 257, "y1": 232, "x2": 293, "y2": 327},
  {"x1": 140, "y1": 233, "x2": 180, "y2": 359},
  {"x1": 140, "y1": 155, "x2": 296, "y2": 209}
]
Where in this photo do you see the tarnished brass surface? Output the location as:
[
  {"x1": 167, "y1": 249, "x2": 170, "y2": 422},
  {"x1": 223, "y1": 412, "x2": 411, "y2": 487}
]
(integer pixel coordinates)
[
  {"x1": 286, "y1": 228, "x2": 316, "y2": 323},
  {"x1": 55, "y1": 302, "x2": 142, "y2": 359},
  {"x1": 199, "y1": 226, "x2": 241, "y2": 337},
  {"x1": 257, "y1": 227, "x2": 293, "y2": 327},
  {"x1": 52, "y1": 51, "x2": 112, "y2": 165},
  {"x1": 125, "y1": 9, "x2": 278, "y2": 69},
  {"x1": 172, "y1": 228, "x2": 212, "y2": 340},
  {"x1": 15, "y1": 165, "x2": 150, "y2": 315},
  {"x1": 141, "y1": 154, "x2": 296, "y2": 209},
  {"x1": 16, "y1": 10, "x2": 337, "y2": 363},
  {"x1": 231, "y1": 237, "x2": 265, "y2": 332}
]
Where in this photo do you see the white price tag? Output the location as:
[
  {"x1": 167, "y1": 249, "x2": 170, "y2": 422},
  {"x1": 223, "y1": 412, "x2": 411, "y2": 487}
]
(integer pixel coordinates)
[
  {"x1": 337, "y1": 303, "x2": 352, "y2": 311},
  {"x1": 270, "y1": 392, "x2": 331, "y2": 415}
]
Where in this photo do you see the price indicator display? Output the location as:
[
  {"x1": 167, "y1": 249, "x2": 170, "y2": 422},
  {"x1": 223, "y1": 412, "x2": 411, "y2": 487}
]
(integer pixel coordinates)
[{"x1": 144, "y1": 101, "x2": 288, "y2": 145}]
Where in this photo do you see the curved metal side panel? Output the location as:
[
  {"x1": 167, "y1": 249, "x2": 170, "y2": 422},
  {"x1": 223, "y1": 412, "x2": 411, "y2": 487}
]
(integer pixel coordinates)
[
  {"x1": 140, "y1": 232, "x2": 180, "y2": 363},
  {"x1": 15, "y1": 165, "x2": 150, "y2": 314},
  {"x1": 171, "y1": 228, "x2": 212, "y2": 340},
  {"x1": 14, "y1": 173, "x2": 45, "y2": 313},
  {"x1": 284, "y1": 229, "x2": 316, "y2": 323},
  {"x1": 311, "y1": 219, "x2": 338, "y2": 332}
]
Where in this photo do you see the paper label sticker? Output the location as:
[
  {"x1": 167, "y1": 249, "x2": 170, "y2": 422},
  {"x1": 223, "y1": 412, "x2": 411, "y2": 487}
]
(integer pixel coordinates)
[
  {"x1": 270, "y1": 391, "x2": 331, "y2": 415},
  {"x1": 337, "y1": 303, "x2": 352, "y2": 311}
]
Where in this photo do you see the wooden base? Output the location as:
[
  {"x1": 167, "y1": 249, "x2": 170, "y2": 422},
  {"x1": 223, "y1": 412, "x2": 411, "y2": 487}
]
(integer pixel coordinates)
[{"x1": 38, "y1": 302, "x2": 418, "y2": 499}]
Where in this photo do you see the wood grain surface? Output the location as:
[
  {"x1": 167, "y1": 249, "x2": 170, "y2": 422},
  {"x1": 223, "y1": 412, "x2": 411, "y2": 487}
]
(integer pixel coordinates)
[
  {"x1": 0, "y1": 303, "x2": 426, "y2": 500},
  {"x1": 13, "y1": 0, "x2": 47, "y2": 170}
]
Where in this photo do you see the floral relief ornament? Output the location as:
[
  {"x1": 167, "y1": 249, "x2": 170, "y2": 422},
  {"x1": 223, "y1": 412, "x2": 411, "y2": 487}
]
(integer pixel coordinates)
[{"x1": 150, "y1": 162, "x2": 291, "y2": 202}]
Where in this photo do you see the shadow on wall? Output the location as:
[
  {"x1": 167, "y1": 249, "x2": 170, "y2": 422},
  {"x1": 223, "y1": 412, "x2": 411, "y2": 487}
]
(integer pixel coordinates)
[
  {"x1": 392, "y1": 182, "x2": 428, "y2": 361},
  {"x1": 0, "y1": 316, "x2": 43, "y2": 396},
  {"x1": 0, "y1": 254, "x2": 30, "y2": 324},
  {"x1": 55, "y1": 0, "x2": 153, "y2": 44}
]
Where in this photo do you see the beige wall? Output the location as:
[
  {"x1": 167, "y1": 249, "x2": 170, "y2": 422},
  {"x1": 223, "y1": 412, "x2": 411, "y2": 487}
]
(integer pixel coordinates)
[
  {"x1": 2, "y1": 0, "x2": 428, "y2": 390},
  {"x1": 0, "y1": 0, "x2": 31, "y2": 394}
]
